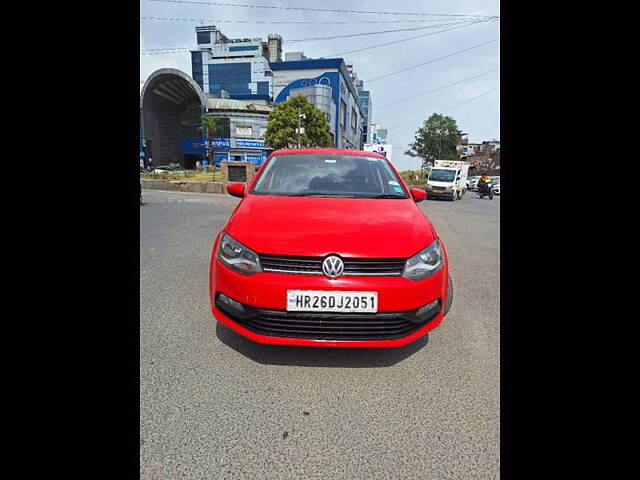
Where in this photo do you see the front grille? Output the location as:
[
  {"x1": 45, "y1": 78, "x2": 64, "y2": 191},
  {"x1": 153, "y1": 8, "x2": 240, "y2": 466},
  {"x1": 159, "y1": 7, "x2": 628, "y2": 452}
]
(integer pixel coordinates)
[
  {"x1": 216, "y1": 295, "x2": 440, "y2": 341},
  {"x1": 259, "y1": 254, "x2": 406, "y2": 277}
]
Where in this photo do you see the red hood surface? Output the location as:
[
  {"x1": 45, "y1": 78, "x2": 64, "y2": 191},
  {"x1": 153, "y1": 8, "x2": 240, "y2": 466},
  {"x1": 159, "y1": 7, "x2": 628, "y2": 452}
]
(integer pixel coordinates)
[{"x1": 225, "y1": 195, "x2": 435, "y2": 258}]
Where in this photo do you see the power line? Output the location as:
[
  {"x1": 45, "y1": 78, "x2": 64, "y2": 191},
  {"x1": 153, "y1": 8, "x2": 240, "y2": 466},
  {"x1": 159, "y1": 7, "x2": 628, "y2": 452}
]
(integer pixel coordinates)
[
  {"x1": 364, "y1": 38, "x2": 499, "y2": 83},
  {"x1": 141, "y1": 47, "x2": 189, "y2": 52},
  {"x1": 377, "y1": 68, "x2": 500, "y2": 109},
  {"x1": 140, "y1": 21, "x2": 496, "y2": 54},
  {"x1": 286, "y1": 20, "x2": 475, "y2": 43},
  {"x1": 140, "y1": 47, "x2": 190, "y2": 54},
  {"x1": 146, "y1": 0, "x2": 500, "y2": 18},
  {"x1": 441, "y1": 87, "x2": 499, "y2": 112},
  {"x1": 474, "y1": 123, "x2": 501, "y2": 136},
  {"x1": 141, "y1": 16, "x2": 480, "y2": 24},
  {"x1": 388, "y1": 87, "x2": 500, "y2": 129},
  {"x1": 330, "y1": 18, "x2": 497, "y2": 57}
]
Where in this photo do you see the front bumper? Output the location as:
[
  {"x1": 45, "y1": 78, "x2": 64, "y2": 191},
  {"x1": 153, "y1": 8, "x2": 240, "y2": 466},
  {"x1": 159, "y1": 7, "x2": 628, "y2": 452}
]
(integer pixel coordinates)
[
  {"x1": 210, "y1": 255, "x2": 449, "y2": 348},
  {"x1": 427, "y1": 190, "x2": 455, "y2": 199}
]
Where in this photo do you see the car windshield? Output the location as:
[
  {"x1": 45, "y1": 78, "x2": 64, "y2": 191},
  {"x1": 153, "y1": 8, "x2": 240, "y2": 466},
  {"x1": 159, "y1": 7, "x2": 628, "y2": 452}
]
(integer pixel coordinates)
[
  {"x1": 251, "y1": 154, "x2": 408, "y2": 198},
  {"x1": 428, "y1": 169, "x2": 456, "y2": 182}
]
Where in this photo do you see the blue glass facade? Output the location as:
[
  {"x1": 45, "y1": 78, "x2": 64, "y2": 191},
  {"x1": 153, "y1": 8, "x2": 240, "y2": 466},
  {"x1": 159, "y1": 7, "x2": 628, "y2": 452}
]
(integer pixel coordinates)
[
  {"x1": 207, "y1": 63, "x2": 251, "y2": 96},
  {"x1": 191, "y1": 52, "x2": 203, "y2": 89},
  {"x1": 358, "y1": 89, "x2": 371, "y2": 145},
  {"x1": 197, "y1": 31, "x2": 210, "y2": 44},
  {"x1": 257, "y1": 81, "x2": 269, "y2": 95},
  {"x1": 229, "y1": 45, "x2": 258, "y2": 52}
]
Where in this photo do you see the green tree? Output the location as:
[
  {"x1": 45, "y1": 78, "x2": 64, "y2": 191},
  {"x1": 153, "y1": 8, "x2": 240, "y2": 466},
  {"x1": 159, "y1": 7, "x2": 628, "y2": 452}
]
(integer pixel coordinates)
[
  {"x1": 405, "y1": 113, "x2": 463, "y2": 169},
  {"x1": 198, "y1": 115, "x2": 221, "y2": 167},
  {"x1": 264, "y1": 95, "x2": 333, "y2": 149}
]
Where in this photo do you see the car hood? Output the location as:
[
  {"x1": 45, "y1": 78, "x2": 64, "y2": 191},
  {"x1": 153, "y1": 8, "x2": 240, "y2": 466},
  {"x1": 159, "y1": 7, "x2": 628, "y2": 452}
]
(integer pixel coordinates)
[
  {"x1": 427, "y1": 181, "x2": 455, "y2": 187},
  {"x1": 225, "y1": 195, "x2": 435, "y2": 258}
]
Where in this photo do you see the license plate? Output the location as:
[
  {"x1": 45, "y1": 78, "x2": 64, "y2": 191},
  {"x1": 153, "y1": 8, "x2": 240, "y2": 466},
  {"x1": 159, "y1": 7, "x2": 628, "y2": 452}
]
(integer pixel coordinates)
[
  {"x1": 286, "y1": 290, "x2": 378, "y2": 313},
  {"x1": 433, "y1": 189, "x2": 444, "y2": 193}
]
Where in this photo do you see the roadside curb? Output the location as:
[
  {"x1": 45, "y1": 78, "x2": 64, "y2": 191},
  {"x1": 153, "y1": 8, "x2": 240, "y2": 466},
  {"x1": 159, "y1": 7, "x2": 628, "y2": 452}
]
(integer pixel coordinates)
[{"x1": 141, "y1": 179, "x2": 224, "y2": 194}]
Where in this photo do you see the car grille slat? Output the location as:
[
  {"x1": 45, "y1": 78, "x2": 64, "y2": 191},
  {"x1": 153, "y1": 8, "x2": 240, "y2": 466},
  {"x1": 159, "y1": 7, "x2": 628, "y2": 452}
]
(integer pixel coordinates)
[
  {"x1": 218, "y1": 304, "x2": 439, "y2": 341},
  {"x1": 259, "y1": 254, "x2": 406, "y2": 276},
  {"x1": 255, "y1": 318, "x2": 409, "y2": 329},
  {"x1": 242, "y1": 324, "x2": 416, "y2": 338}
]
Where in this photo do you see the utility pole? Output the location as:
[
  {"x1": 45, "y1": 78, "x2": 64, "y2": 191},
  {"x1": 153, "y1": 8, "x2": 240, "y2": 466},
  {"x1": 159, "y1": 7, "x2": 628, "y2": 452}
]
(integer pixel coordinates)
[
  {"x1": 297, "y1": 110, "x2": 306, "y2": 148},
  {"x1": 298, "y1": 108, "x2": 301, "y2": 148}
]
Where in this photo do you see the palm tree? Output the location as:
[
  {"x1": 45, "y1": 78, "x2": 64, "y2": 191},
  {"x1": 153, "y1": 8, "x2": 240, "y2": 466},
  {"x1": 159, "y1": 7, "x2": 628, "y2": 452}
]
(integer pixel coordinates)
[{"x1": 198, "y1": 115, "x2": 221, "y2": 169}]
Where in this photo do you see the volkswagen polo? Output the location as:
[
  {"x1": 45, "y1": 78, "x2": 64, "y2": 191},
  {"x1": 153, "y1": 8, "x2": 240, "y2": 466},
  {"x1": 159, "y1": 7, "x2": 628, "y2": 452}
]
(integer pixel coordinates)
[{"x1": 209, "y1": 148, "x2": 453, "y2": 348}]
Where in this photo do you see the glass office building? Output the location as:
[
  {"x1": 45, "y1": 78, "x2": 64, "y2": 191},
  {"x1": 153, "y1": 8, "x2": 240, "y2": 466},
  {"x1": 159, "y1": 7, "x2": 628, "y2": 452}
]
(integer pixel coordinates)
[
  {"x1": 357, "y1": 88, "x2": 372, "y2": 146},
  {"x1": 191, "y1": 25, "x2": 281, "y2": 101},
  {"x1": 271, "y1": 58, "x2": 364, "y2": 149}
]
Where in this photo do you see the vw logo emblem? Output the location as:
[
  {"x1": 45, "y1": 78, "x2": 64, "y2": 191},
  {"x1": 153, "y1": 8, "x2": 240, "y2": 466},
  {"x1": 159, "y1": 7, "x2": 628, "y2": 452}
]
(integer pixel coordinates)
[{"x1": 322, "y1": 255, "x2": 344, "y2": 278}]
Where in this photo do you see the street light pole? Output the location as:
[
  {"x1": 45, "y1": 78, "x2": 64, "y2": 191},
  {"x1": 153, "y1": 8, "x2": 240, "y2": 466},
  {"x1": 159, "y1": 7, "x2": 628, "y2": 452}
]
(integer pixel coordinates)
[
  {"x1": 296, "y1": 110, "x2": 307, "y2": 148},
  {"x1": 297, "y1": 108, "x2": 301, "y2": 148}
]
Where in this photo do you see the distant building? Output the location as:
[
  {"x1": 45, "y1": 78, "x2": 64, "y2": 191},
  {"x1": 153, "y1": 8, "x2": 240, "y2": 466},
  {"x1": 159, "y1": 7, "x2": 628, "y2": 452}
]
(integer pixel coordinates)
[
  {"x1": 355, "y1": 79, "x2": 372, "y2": 145},
  {"x1": 271, "y1": 58, "x2": 364, "y2": 149},
  {"x1": 285, "y1": 51, "x2": 308, "y2": 61},
  {"x1": 190, "y1": 25, "x2": 280, "y2": 101},
  {"x1": 479, "y1": 139, "x2": 500, "y2": 154},
  {"x1": 458, "y1": 134, "x2": 499, "y2": 157},
  {"x1": 141, "y1": 69, "x2": 273, "y2": 168},
  {"x1": 371, "y1": 123, "x2": 388, "y2": 144},
  {"x1": 142, "y1": 25, "x2": 371, "y2": 166}
]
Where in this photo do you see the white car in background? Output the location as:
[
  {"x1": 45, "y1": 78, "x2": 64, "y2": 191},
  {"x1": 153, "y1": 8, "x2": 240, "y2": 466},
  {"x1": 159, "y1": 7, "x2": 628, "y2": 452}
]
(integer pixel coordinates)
[
  {"x1": 491, "y1": 177, "x2": 501, "y2": 195},
  {"x1": 153, "y1": 166, "x2": 183, "y2": 174},
  {"x1": 467, "y1": 176, "x2": 481, "y2": 191}
]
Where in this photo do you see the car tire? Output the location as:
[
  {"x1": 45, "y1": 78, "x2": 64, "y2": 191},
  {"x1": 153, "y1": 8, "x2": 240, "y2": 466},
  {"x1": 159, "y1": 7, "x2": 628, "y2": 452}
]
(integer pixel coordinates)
[{"x1": 443, "y1": 274, "x2": 454, "y2": 316}]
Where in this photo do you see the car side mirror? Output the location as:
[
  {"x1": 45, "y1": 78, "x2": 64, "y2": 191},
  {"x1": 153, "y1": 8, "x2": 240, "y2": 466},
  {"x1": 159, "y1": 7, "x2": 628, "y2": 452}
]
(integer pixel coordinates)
[
  {"x1": 227, "y1": 183, "x2": 245, "y2": 198},
  {"x1": 410, "y1": 188, "x2": 426, "y2": 203}
]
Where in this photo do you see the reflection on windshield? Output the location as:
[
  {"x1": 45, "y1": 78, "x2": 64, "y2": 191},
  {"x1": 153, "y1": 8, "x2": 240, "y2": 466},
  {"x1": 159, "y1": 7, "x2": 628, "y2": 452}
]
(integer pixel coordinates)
[
  {"x1": 428, "y1": 169, "x2": 456, "y2": 182},
  {"x1": 251, "y1": 154, "x2": 408, "y2": 198}
]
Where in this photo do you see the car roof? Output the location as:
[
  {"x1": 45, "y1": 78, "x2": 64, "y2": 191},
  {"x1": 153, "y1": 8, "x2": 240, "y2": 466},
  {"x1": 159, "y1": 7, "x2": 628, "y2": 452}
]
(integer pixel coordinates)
[{"x1": 268, "y1": 148, "x2": 388, "y2": 160}]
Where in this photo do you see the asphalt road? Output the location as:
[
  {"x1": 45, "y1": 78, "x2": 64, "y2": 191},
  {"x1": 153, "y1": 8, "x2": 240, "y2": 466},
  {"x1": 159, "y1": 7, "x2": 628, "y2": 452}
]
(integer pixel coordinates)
[{"x1": 140, "y1": 189, "x2": 500, "y2": 479}]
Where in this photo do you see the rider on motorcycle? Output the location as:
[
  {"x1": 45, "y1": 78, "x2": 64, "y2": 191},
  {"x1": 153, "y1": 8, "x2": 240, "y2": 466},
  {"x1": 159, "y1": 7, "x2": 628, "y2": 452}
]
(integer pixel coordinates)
[{"x1": 477, "y1": 174, "x2": 493, "y2": 198}]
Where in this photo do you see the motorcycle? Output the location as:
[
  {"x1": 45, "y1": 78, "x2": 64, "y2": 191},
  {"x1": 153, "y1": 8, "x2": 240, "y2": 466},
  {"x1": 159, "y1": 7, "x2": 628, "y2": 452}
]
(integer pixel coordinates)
[{"x1": 477, "y1": 181, "x2": 493, "y2": 200}]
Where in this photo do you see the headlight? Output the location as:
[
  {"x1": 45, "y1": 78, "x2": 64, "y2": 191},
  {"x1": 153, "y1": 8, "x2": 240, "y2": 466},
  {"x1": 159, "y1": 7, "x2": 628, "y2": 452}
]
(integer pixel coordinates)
[
  {"x1": 402, "y1": 239, "x2": 443, "y2": 281},
  {"x1": 217, "y1": 233, "x2": 262, "y2": 275},
  {"x1": 426, "y1": 185, "x2": 433, "y2": 191}
]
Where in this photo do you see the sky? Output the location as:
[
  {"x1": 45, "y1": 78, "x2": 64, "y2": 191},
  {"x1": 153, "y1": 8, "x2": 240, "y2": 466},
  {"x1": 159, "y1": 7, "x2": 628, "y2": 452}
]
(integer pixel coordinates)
[{"x1": 140, "y1": 0, "x2": 500, "y2": 171}]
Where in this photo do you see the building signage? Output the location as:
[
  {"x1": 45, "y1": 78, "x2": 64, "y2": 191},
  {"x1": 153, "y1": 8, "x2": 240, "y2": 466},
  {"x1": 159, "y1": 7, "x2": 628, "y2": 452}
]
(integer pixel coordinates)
[
  {"x1": 235, "y1": 125, "x2": 253, "y2": 137},
  {"x1": 236, "y1": 139, "x2": 265, "y2": 149},
  {"x1": 182, "y1": 137, "x2": 231, "y2": 153},
  {"x1": 211, "y1": 138, "x2": 231, "y2": 150},
  {"x1": 245, "y1": 154, "x2": 263, "y2": 164},
  {"x1": 182, "y1": 138, "x2": 206, "y2": 154}
]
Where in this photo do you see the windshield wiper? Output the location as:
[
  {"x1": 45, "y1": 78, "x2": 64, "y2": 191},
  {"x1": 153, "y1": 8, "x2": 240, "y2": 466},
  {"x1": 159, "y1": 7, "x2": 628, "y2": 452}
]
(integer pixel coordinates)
[
  {"x1": 284, "y1": 193, "x2": 405, "y2": 198},
  {"x1": 287, "y1": 192, "x2": 347, "y2": 197},
  {"x1": 365, "y1": 194, "x2": 407, "y2": 199}
]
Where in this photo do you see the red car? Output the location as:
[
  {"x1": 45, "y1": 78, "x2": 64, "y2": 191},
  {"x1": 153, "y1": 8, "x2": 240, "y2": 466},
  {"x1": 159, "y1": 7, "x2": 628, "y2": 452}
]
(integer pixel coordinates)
[{"x1": 209, "y1": 149, "x2": 453, "y2": 348}]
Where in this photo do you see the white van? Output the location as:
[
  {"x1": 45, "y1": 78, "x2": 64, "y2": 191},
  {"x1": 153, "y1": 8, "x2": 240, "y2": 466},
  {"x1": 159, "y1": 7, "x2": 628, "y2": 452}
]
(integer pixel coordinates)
[{"x1": 425, "y1": 160, "x2": 471, "y2": 201}]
